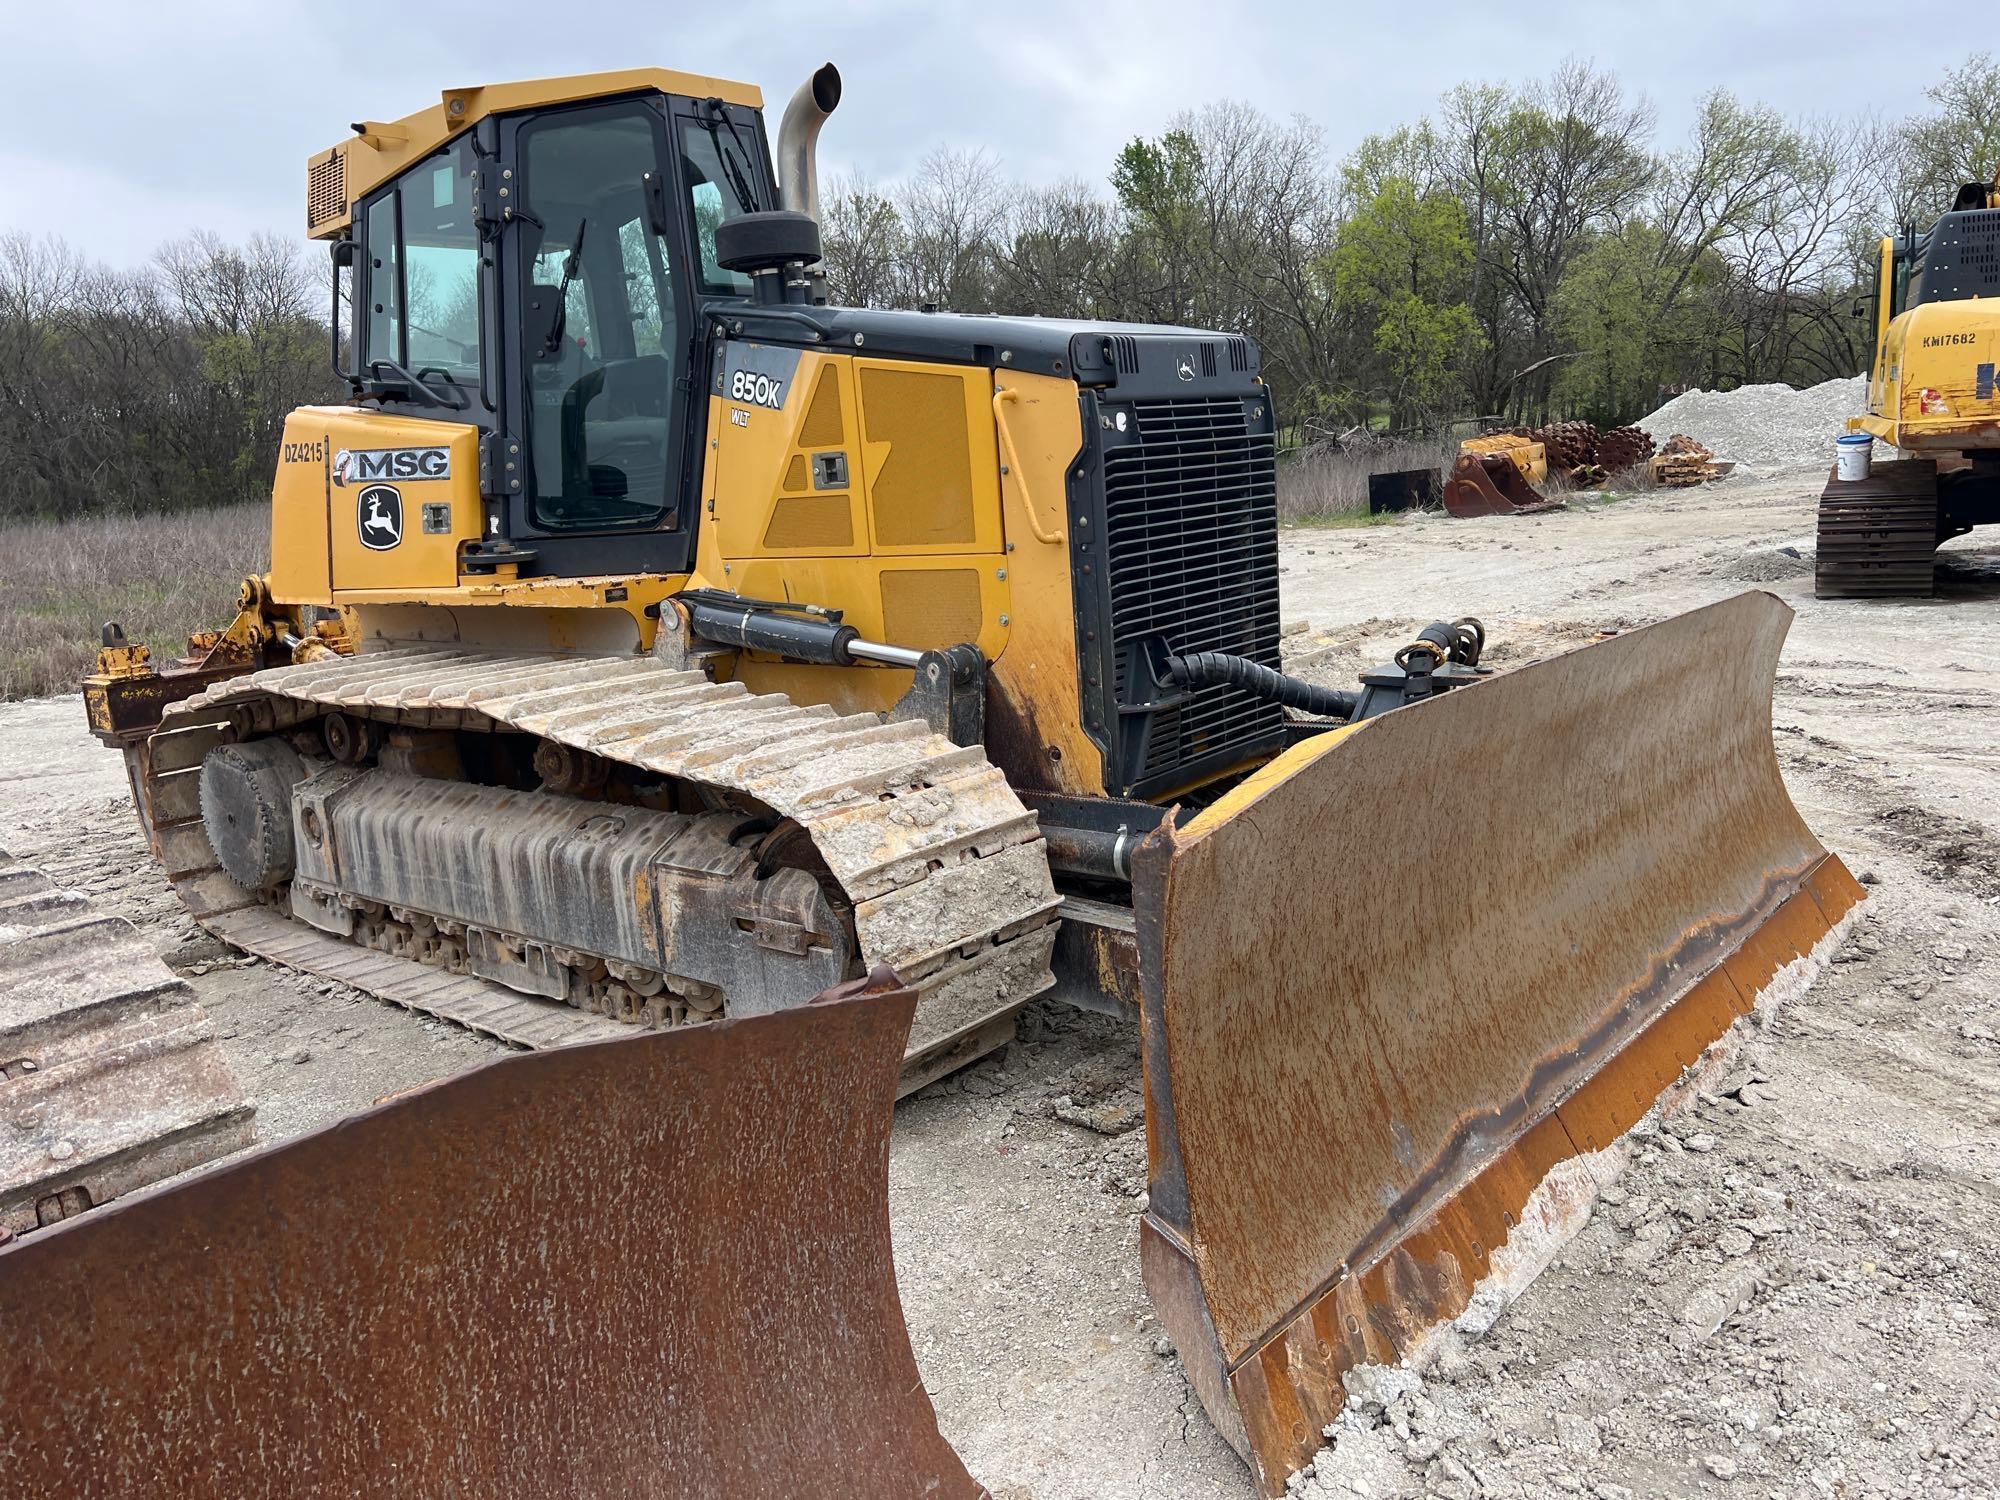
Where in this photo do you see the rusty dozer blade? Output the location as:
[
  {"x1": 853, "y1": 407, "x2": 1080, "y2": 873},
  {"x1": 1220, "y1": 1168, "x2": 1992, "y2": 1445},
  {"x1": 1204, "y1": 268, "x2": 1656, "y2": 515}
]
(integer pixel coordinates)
[
  {"x1": 1134, "y1": 592, "x2": 1863, "y2": 1495},
  {"x1": 1441, "y1": 451, "x2": 1565, "y2": 517},
  {"x1": 0, "y1": 969, "x2": 984, "y2": 1500}
]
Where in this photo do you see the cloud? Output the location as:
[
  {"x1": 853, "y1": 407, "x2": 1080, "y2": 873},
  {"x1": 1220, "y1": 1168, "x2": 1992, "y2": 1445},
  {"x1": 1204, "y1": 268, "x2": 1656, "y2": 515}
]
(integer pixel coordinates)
[{"x1": 0, "y1": 0, "x2": 1949, "y2": 268}]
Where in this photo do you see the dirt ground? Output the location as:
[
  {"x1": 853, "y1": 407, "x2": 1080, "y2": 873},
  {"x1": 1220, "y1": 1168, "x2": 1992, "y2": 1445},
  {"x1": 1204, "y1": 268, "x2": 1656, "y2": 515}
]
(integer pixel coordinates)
[{"x1": 2, "y1": 468, "x2": 1995, "y2": 1499}]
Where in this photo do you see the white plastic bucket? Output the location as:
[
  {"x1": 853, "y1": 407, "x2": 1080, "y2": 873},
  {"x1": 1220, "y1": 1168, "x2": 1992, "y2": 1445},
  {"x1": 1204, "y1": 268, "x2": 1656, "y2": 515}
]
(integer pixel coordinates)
[{"x1": 1836, "y1": 432, "x2": 1872, "y2": 482}]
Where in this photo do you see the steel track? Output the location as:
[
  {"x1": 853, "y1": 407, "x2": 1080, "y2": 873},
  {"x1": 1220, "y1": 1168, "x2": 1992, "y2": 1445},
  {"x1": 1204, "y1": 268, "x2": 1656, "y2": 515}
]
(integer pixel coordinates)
[
  {"x1": 137, "y1": 648, "x2": 1061, "y2": 1089},
  {"x1": 1816, "y1": 459, "x2": 1940, "y2": 598}
]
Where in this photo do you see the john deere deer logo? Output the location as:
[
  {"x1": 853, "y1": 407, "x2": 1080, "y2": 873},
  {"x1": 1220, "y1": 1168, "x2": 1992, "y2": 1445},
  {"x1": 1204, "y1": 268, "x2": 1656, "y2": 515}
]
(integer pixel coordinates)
[{"x1": 358, "y1": 484, "x2": 404, "y2": 550}]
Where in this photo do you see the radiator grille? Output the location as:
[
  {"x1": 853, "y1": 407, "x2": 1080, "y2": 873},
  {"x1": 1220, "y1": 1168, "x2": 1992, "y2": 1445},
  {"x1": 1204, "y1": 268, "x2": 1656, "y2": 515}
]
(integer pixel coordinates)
[
  {"x1": 1959, "y1": 211, "x2": 2000, "y2": 288},
  {"x1": 1102, "y1": 396, "x2": 1281, "y2": 785},
  {"x1": 1913, "y1": 208, "x2": 2000, "y2": 302},
  {"x1": 307, "y1": 153, "x2": 348, "y2": 232}
]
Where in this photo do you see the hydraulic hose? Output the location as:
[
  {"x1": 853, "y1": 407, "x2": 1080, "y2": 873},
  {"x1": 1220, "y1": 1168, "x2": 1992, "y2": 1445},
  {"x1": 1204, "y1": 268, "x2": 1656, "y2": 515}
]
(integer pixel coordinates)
[{"x1": 1163, "y1": 652, "x2": 1360, "y2": 721}]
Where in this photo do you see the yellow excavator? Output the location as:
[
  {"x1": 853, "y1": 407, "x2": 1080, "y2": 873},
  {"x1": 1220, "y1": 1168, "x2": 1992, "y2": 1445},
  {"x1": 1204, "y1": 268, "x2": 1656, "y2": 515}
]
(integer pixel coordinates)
[
  {"x1": 1818, "y1": 167, "x2": 2000, "y2": 596},
  {"x1": 43, "y1": 63, "x2": 1863, "y2": 1496}
]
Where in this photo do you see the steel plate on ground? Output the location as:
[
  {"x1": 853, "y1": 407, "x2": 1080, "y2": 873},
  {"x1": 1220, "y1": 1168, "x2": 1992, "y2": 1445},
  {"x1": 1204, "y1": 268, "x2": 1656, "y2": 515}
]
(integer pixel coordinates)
[{"x1": 0, "y1": 852, "x2": 253, "y2": 1237}]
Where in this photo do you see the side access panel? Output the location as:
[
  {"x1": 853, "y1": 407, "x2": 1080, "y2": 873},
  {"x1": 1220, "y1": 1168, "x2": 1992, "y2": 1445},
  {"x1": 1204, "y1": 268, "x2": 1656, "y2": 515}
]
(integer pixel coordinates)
[{"x1": 0, "y1": 969, "x2": 984, "y2": 1500}]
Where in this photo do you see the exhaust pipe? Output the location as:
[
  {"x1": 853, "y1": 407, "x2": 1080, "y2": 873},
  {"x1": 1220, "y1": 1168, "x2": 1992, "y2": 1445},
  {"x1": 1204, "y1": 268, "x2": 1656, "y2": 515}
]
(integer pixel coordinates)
[{"x1": 777, "y1": 62, "x2": 842, "y2": 223}]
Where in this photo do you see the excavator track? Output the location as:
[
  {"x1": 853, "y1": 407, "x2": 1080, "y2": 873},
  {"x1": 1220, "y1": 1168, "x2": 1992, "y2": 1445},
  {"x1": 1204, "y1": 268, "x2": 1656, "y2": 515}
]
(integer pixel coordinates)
[
  {"x1": 136, "y1": 648, "x2": 1061, "y2": 1089},
  {"x1": 1815, "y1": 458, "x2": 1940, "y2": 598}
]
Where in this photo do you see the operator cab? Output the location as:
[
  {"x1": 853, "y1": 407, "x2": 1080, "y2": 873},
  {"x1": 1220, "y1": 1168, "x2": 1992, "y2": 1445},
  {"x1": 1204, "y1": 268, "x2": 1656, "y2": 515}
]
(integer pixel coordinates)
[
  {"x1": 1877, "y1": 175, "x2": 2000, "y2": 320},
  {"x1": 321, "y1": 75, "x2": 778, "y2": 576}
]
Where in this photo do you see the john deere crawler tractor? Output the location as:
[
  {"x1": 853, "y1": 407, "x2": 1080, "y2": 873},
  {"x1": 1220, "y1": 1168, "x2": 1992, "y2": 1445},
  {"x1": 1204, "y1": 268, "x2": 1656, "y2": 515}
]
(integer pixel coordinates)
[{"x1": 54, "y1": 62, "x2": 1862, "y2": 1495}]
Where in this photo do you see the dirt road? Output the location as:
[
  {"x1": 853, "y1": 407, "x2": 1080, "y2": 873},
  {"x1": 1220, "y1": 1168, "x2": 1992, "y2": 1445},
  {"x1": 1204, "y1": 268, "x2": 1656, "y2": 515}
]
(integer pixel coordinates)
[{"x1": 2, "y1": 468, "x2": 1994, "y2": 1498}]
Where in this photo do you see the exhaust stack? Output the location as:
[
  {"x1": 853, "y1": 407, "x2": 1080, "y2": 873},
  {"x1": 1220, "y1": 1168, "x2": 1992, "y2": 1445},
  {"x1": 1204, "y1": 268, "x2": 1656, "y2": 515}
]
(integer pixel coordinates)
[{"x1": 777, "y1": 63, "x2": 842, "y2": 223}]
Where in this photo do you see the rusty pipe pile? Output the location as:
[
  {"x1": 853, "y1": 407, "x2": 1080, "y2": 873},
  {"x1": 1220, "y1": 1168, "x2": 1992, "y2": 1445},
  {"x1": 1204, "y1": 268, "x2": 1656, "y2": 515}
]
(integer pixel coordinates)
[
  {"x1": 1487, "y1": 421, "x2": 1658, "y2": 486},
  {"x1": 1598, "y1": 425, "x2": 1657, "y2": 474}
]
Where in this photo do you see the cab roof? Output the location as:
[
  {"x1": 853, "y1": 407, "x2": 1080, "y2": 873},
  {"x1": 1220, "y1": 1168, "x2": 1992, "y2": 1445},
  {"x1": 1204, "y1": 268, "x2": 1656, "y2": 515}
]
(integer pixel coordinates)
[{"x1": 306, "y1": 68, "x2": 763, "y2": 239}]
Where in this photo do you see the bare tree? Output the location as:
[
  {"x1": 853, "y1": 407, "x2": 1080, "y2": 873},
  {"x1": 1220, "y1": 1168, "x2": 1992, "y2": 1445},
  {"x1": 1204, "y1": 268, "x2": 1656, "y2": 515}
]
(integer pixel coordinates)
[
  {"x1": 818, "y1": 173, "x2": 905, "y2": 308},
  {"x1": 1487, "y1": 60, "x2": 1656, "y2": 418},
  {"x1": 1895, "y1": 52, "x2": 2000, "y2": 220},
  {"x1": 1428, "y1": 83, "x2": 1514, "y2": 413},
  {"x1": 894, "y1": 147, "x2": 1008, "y2": 310},
  {"x1": 994, "y1": 180, "x2": 1122, "y2": 317},
  {"x1": 0, "y1": 233, "x2": 336, "y2": 520}
]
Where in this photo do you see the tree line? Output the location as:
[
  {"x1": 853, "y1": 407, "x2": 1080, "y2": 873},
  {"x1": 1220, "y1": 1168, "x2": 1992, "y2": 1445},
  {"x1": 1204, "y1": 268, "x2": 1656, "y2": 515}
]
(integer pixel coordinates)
[
  {"x1": 820, "y1": 53, "x2": 1999, "y2": 438},
  {"x1": 0, "y1": 232, "x2": 337, "y2": 520},
  {"x1": 3, "y1": 54, "x2": 1994, "y2": 520}
]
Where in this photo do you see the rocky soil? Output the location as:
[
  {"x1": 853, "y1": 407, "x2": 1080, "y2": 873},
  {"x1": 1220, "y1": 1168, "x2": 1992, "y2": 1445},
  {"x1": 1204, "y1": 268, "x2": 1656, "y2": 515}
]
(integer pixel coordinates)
[{"x1": 1, "y1": 467, "x2": 1994, "y2": 1498}]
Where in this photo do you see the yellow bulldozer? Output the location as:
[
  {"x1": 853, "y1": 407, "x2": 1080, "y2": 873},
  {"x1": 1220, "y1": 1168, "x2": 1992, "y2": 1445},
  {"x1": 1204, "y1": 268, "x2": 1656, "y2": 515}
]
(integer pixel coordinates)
[
  {"x1": 1817, "y1": 167, "x2": 2000, "y2": 596},
  {"x1": 10, "y1": 61, "x2": 1864, "y2": 1496}
]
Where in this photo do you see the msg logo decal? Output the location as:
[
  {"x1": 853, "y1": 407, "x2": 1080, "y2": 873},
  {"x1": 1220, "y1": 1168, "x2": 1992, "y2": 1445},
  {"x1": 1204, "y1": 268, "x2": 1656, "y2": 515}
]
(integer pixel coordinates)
[
  {"x1": 333, "y1": 446, "x2": 452, "y2": 487},
  {"x1": 357, "y1": 484, "x2": 404, "y2": 550},
  {"x1": 727, "y1": 367, "x2": 786, "y2": 409}
]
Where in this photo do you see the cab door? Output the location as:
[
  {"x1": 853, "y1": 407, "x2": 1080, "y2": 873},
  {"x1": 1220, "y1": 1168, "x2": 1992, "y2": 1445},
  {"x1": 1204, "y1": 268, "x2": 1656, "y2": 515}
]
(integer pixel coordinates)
[{"x1": 496, "y1": 98, "x2": 697, "y2": 577}]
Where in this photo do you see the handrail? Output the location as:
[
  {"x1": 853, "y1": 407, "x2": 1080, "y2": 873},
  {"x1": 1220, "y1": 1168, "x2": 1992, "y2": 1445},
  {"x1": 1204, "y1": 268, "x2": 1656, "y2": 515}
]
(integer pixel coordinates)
[{"x1": 992, "y1": 386, "x2": 1064, "y2": 545}]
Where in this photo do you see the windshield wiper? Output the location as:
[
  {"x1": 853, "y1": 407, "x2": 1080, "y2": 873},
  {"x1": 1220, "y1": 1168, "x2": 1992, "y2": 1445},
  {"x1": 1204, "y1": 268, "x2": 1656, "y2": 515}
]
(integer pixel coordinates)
[
  {"x1": 408, "y1": 319, "x2": 477, "y2": 360},
  {"x1": 363, "y1": 358, "x2": 464, "y2": 410},
  {"x1": 542, "y1": 218, "x2": 588, "y2": 355},
  {"x1": 700, "y1": 101, "x2": 760, "y2": 212}
]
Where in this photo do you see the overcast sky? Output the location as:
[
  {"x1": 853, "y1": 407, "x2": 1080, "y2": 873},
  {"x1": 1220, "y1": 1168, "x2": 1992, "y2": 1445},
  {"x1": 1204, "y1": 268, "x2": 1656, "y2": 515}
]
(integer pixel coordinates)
[{"x1": 0, "y1": 1, "x2": 1958, "y2": 268}]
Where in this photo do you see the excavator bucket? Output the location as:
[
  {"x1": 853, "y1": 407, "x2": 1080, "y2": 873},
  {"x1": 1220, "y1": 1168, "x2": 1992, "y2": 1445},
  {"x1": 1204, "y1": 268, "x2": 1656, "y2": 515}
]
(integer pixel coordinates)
[
  {"x1": 1442, "y1": 451, "x2": 1564, "y2": 517},
  {"x1": 1134, "y1": 592, "x2": 1862, "y2": 1496},
  {"x1": 0, "y1": 969, "x2": 983, "y2": 1500}
]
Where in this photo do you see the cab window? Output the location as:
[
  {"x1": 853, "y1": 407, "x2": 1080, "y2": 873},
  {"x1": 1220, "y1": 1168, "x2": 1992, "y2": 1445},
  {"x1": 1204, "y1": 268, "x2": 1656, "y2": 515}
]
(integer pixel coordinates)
[
  {"x1": 518, "y1": 104, "x2": 678, "y2": 531},
  {"x1": 679, "y1": 118, "x2": 758, "y2": 297},
  {"x1": 360, "y1": 138, "x2": 480, "y2": 387}
]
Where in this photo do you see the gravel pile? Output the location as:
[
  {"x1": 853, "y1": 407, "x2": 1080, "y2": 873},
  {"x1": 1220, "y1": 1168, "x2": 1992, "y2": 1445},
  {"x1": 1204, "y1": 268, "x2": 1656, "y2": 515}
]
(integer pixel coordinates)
[
  {"x1": 1635, "y1": 376, "x2": 1866, "y2": 473},
  {"x1": 1715, "y1": 543, "x2": 1814, "y2": 582}
]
